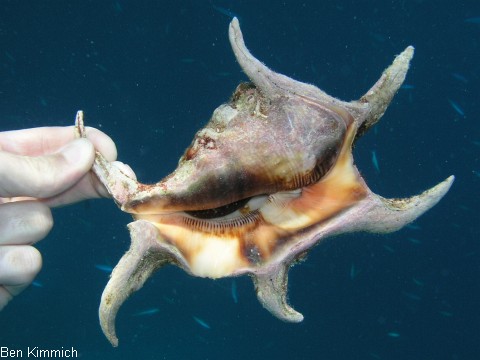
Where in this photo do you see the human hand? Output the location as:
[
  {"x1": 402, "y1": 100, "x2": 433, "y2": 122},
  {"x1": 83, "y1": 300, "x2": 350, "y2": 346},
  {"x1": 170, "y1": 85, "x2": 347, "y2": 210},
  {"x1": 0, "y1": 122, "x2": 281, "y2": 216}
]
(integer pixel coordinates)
[{"x1": 0, "y1": 125, "x2": 134, "y2": 310}]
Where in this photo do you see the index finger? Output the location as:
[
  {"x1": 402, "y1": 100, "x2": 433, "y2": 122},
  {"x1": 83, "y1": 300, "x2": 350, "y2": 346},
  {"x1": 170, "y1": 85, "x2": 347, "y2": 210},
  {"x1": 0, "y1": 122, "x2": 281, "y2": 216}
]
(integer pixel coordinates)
[{"x1": 0, "y1": 126, "x2": 117, "y2": 161}]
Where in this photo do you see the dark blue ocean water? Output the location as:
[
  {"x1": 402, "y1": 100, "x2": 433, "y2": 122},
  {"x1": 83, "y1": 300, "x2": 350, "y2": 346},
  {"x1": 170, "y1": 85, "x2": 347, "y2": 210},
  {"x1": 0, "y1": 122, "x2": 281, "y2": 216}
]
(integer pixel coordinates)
[{"x1": 0, "y1": 1, "x2": 479, "y2": 359}]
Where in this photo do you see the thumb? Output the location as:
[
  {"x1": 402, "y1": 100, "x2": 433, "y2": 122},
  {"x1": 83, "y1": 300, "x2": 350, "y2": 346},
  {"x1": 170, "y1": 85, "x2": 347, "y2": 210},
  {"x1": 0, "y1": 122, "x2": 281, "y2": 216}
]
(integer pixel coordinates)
[{"x1": 0, "y1": 138, "x2": 95, "y2": 198}]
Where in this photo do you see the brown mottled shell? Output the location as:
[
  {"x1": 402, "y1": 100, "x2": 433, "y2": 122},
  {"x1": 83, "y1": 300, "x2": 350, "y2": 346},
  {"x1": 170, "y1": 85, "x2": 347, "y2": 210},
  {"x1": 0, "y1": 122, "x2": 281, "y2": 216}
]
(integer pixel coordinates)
[{"x1": 75, "y1": 18, "x2": 454, "y2": 347}]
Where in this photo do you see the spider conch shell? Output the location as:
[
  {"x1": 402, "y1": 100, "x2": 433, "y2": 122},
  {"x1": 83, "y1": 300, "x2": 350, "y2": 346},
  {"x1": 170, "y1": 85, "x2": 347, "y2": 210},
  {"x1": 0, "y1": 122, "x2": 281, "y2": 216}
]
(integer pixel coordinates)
[{"x1": 75, "y1": 18, "x2": 453, "y2": 346}]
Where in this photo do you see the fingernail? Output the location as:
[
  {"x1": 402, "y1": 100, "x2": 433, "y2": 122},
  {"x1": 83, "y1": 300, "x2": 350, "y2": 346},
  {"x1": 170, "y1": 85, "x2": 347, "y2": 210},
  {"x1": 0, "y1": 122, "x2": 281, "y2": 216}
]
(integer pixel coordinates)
[
  {"x1": 113, "y1": 161, "x2": 137, "y2": 180},
  {"x1": 60, "y1": 138, "x2": 94, "y2": 165}
]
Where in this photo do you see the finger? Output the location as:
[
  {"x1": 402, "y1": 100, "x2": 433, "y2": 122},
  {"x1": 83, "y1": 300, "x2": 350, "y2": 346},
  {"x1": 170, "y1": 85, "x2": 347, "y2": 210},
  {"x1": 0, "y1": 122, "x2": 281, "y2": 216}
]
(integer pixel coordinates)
[
  {"x1": 0, "y1": 201, "x2": 53, "y2": 245},
  {"x1": 42, "y1": 160, "x2": 137, "y2": 207},
  {"x1": 0, "y1": 245, "x2": 42, "y2": 310},
  {"x1": 0, "y1": 126, "x2": 117, "y2": 161},
  {"x1": 0, "y1": 138, "x2": 96, "y2": 198},
  {"x1": 0, "y1": 287, "x2": 13, "y2": 311},
  {"x1": 112, "y1": 161, "x2": 136, "y2": 181}
]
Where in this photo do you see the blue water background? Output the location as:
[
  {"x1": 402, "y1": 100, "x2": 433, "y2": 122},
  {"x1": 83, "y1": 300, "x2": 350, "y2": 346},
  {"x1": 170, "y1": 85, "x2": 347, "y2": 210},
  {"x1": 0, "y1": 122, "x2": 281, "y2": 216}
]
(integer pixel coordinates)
[{"x1": 0, "y1": 1, "x2": 479, "y2": 359}]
